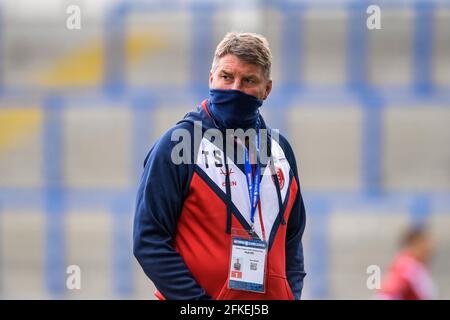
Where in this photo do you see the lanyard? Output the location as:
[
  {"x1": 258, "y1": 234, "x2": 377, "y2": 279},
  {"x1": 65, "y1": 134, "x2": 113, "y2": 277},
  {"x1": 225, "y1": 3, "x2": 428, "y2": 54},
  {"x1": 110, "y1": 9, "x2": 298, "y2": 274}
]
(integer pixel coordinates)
[{"x1": 244, "y1": 130, "x2": 260, "y2": 229}]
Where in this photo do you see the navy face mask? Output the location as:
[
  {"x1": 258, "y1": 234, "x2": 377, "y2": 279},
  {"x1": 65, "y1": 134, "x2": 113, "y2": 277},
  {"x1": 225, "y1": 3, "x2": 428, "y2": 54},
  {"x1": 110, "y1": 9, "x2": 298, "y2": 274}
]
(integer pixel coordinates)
[{"x1": 208, "y1": 89, "x2": 263, "y2": 129}]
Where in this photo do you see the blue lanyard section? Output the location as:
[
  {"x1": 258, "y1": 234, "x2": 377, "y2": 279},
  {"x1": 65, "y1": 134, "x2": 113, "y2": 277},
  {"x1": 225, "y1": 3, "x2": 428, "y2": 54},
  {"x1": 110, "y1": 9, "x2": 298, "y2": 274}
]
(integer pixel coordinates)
[{"x1": 244, "y1": 131, "x2": 260, "y2": 227}]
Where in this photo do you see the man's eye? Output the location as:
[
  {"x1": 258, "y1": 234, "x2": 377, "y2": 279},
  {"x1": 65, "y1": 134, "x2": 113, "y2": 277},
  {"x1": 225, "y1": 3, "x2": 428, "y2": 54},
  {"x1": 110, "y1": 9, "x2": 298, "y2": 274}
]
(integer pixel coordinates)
[
  {"x1": 221, "y1": 75, "x2": 230, "y2": 80},
  {"x1": 245, "y1": 78, "x2": 255, "y2": 84}
]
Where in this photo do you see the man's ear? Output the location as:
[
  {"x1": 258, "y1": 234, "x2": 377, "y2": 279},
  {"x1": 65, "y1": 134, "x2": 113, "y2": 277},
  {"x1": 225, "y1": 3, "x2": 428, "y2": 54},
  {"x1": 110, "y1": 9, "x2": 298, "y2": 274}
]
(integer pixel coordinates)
[
  {"x1": 209, "y1": 71, "x2": 213, "y2": 87},
  {"x1": 263, "y1": 79, "x2": 272, "y2": 100}
]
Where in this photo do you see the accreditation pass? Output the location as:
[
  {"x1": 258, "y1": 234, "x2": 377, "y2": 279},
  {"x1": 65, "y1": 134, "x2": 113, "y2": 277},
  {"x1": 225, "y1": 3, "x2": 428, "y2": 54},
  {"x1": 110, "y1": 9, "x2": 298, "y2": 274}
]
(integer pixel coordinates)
[{"x1": 228, "y1": 237, "x2": 268, "y2": 293}]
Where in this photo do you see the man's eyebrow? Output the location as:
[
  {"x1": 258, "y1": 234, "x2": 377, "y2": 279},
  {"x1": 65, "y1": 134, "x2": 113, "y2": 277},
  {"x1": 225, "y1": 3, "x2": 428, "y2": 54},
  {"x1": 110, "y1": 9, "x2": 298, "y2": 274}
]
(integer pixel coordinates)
[
  {"x1": 220, "y1": 70, "x2": 260, "y2": 79},
  {"x1": 220, "y1": 70, "x2": 233, "y2": 76}
]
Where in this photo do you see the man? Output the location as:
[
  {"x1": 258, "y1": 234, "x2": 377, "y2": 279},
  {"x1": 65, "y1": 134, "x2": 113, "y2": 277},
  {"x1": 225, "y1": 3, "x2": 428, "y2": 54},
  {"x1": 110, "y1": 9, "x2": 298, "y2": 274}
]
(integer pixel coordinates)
[
  {"x1": 133, "y1": 32, "x2": 306, "y2": 300},
  {"x1": 233, "y1": 258, "x2": 242, "y2": 271},
  {"x1": 377, "y1": 225, "x2": 436, "y2": 300}
]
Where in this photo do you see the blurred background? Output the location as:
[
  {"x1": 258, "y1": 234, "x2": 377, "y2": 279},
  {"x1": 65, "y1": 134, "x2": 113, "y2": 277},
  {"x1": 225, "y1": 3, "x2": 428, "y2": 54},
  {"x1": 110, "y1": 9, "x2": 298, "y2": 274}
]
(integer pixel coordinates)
[{"x1": 0, "y1": 0, "x2": 449, "y2": 299}]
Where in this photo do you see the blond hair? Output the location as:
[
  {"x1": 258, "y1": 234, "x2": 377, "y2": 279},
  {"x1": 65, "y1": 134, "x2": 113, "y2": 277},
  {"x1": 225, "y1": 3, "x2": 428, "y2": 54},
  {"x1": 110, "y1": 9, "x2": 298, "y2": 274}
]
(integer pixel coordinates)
[{"x1": 211, "y1": 32, "x2": 272, "y2": 80}]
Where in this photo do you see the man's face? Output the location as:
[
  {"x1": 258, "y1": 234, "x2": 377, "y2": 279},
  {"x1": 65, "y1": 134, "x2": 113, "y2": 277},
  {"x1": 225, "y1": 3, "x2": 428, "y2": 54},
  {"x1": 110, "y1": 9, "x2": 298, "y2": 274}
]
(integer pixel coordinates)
[
  {"x1": 209, "y1": 54, "x2": 272, "y2": 100},
  {"x1": 417, "y1": 233, "x2": 435, "y2": 264}
]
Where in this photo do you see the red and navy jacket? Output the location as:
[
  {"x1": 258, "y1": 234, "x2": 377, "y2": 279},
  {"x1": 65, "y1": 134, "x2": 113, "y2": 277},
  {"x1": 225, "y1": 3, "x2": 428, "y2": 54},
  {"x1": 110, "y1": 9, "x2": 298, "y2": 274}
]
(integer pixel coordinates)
[{"x1": 133, "y1": 100, "x2": 307, "y2": 300}]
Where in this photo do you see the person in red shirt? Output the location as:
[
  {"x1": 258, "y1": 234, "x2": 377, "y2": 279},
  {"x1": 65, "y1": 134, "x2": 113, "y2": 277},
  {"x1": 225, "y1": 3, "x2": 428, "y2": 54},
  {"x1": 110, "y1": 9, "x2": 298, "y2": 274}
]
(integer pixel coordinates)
[{"x1": 377, "y1": 225, "x2": 436, "y2": 300}]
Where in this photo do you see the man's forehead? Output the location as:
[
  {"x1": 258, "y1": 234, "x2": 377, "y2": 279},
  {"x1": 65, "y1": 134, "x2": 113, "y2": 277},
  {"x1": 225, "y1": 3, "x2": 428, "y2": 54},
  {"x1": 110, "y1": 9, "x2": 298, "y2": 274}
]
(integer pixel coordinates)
[{"x1": 217, "y1": 55, "x2": 263, "y2": 76}]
